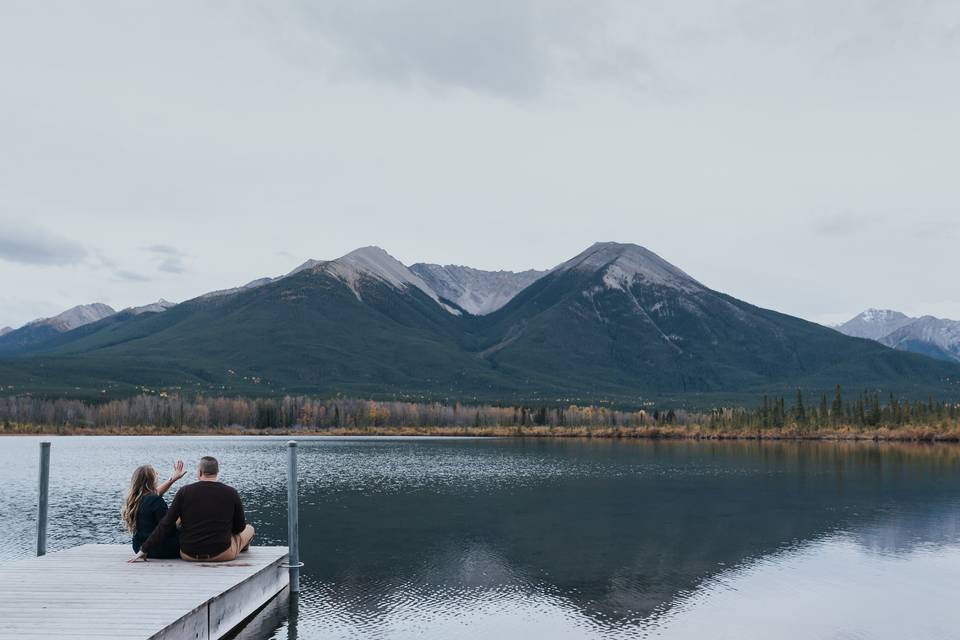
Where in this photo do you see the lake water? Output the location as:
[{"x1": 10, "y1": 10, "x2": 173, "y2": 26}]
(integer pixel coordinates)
[{"x1": 1, "y1": 436, "x2": 959, "y2": 639}]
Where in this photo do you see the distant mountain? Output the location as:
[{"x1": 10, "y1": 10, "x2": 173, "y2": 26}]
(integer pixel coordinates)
[
  {"x1": 199, "y1": 259, "x2": 326, "y2": 300},
  {"x1": 201, "y1": 276, "x2": 280, "y2": 299},
  {"x1": 410, "y1": 263, "x2": 546, "y2": 315},
  {"x1": 471, "y1": 243, "x2": 958, "y2": 396},
  {"x1": 880, "y1": 317, "x2": 960, "y2": 363},
  {"x1": 0, "y1": 327, "x2": 11, "y2": 337},
  {"x1": 200, "y1": 258, "x2": 335, "y2": 300},
  {"x1": 1, "y1": 243, "x2": 958, "y2": 403},
  {"x1": 203, "y1": 248, "x2": 469, "y2": 314},
  {"x1": 127, "y1": 299, "x2": 177, "y2": 315},
  {"x1": 317, "y1": 246, "x2": 454, "y2": 311},
  {"x1": 0, "y1": 300, "x2": 181, "y2": 356},
  {"x1": 201, "y1": 254, "x2": 545, "y2": 317},
  {"x1": 0, "y1": 246, "x2": 482, "y2": 394},
  {"x1": 35, "y1": 303, "x2": 116, "y2": 331},
  {"x1": 836, "y1": 310, "x2": 960, "y2": 364},
  {"x1": 0, "y1": 303, "x2": 116, "y2": 355},
  {"x1": 835, "y1": 309, "x2": 914, "y2": 341},
  {"x1": 288, "y1": 259, "x2": 322, "y2": 275}
]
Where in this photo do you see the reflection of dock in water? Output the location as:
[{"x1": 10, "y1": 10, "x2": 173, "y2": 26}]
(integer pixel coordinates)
[{"x1": 0, "y1": 544, "x2": 289, "y2": 640}]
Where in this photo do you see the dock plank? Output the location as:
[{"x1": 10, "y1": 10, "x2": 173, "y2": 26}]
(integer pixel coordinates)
[{"x1": 0, "y1": 544, "x2": 289, "y2": 640}]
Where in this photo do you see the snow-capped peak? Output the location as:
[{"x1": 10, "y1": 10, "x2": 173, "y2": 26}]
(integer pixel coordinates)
[
  {"x1": 27, "y1": 303, "x2": 117, "y2": 332},
  {"x1": 319, "y1": 247, "x2": 461, "y2": 314},
  {"x1": 127, "y1": 299, "x2": 177, "y2": 315},
  {"x1": 835, "y1": 309, "x2": 914, "y2": 341},
  {"x1": 556, "y1": 242, "x2": 704, "y2": 293},
  {"x1": 286, "y1": 259, "x2": 321, "y2": 276},
  {"x1": 200, "y1": 276, "x2": 278, "y2": 299},
  {"x1": 410, "y1": 263, "x2": 546, "y2": 315},
  {"x1": 856, "y1": 309, "x2": 909, "y2": 323},
  {"x1": 325, "y1": 247, "x2": 419, "y2": 290}
]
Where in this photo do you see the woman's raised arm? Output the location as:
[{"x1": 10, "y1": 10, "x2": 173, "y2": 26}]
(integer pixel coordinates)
[{"x1": 156, "y1": 460, "x2": 186, "y2": 496}]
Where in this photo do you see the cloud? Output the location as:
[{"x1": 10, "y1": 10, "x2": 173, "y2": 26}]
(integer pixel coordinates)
[
  {"x1": 814, "y1": 212, "x2": 884, "y2": 237},
  {"x1": 0, "y1": 221, "x2": 87, "y2": 265},
  {"x1": 814, "y1": 211, "x2": 958, "y2": 239},
  {"x1": 145, "y1": 244, "x2": 188, "y2": 274},
  {"x1": 94, "y1": 251, "x2": 119, "y2": 270},
  {"x1": 145, "y1": 244, "x2": 186, "y2": 256},
  {"x1": 908, "y1": 218, "x2": 957, "y2": 239},
  {"x1": 158, "y1": 257, "x2": 187, "y2": 274},
  {"x1": 266, "y1": 0, "x2": 664, "y2": 98},
  {"x1": 113, "y1": 269, "x2": 151, "y2": 282},
  {"x1": 258, "y1": 0, "x2": 960, "y2": 101},
  {"x1": 93, "y1": 250, "x2": 152, "y2": 282}
]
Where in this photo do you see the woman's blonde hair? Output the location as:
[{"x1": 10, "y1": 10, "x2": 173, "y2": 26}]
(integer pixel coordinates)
[{"x1": 121, "y1": 465, "x2": 158, "y2": 533}]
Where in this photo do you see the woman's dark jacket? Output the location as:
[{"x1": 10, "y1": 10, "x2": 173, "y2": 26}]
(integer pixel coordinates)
[{"x1": 132, "y1": 494, "x2": 180, "y2": 559}]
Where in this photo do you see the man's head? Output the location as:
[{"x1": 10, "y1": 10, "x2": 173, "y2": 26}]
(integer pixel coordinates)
[{"x1": 198, "y1": 456, "x2": 219, "y2": 479}]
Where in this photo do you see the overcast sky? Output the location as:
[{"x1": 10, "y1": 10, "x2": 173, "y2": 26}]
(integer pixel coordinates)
[{"x1": 1, "y1": 0, "x2": 958, "y2": 329}]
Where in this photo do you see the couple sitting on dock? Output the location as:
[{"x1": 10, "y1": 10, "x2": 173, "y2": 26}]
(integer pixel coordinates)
[{"x1": 123, "y1": 456, "x2": 255, "y2": 563}]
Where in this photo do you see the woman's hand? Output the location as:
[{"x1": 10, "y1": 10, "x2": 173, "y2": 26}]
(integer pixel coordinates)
[
  {"x1": 127, "y1": 550, "x2": 147, "y2": 563},
  {"x1": 156, "y1": 460, "x2": 187, "y2": 496}
]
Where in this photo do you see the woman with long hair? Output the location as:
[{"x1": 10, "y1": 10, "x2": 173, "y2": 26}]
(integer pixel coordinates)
[{"x1": 121, "y1": 461, "x2": 187, "y2": 559}]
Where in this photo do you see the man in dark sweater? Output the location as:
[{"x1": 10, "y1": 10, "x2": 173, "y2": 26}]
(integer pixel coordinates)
[{"x1": 128, "y1": 456, "x2": 255, "y2": 562}]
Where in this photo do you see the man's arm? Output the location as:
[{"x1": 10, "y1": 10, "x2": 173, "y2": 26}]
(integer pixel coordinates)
[
  {"x1": 140, "y1": 488, "x2": 183, "y2": 553},
  {"x1": 231, "y1": 490, "x2": 246, "y2": 535}
]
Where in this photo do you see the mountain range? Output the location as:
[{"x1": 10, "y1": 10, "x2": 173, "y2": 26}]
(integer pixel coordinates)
[
  {"x1": 835, "y1": 310, "x2": 960, "y2": 364},
  {"x1": 0, "y1": 303, "x2": 117, "y2": 355},
  {"x1": 1, "y1": 243, "x2": 958, "y2": 405},
  {"x1": 0, "y1": 301, "x2": 176, "y2": 356}
]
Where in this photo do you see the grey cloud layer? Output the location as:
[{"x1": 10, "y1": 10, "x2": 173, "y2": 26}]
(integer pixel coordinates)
[
  {"x1": 265, "y1": 0, "x2": 960, "y2": 99},
  {"x1": 146, "y1": 245, "x2": 188, "y2": 274},
  {"x1": 145, "y1": 244, "x2": 186, "y2": 256},
  {"x1": 157, "y1": 257, "x2": 186, "y2": 274},
  {"x1": 114, "y1": 269, "x2": 151, "y2": 282},
  {"x1": 0, "y1": 222, "x2": 87, "y2": 265},
  {"x1": 266, "y1": 0, "x2": 673, "y2": 97},
  {"x1": 0, "y1": 0, "x2": 958, "y2": 328}
]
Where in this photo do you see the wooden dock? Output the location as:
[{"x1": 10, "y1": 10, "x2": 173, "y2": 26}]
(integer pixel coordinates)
[{"x1": 0, "y1": 544, "x2": 289, "y2": 640}]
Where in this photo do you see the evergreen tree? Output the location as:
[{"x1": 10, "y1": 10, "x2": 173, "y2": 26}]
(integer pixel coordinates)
[
  {"x1": 831, "y1": 385, "x2": 843, "y2": 425},
  {"x1": 794, "y1": 389, "x2": 806, "y2": 425},
  {"x1": 870, "y1": 393, "x2": 881, "y2": 426},
  {"x1": 535, "y1": 406, "x2": 547, "y2": 426}
]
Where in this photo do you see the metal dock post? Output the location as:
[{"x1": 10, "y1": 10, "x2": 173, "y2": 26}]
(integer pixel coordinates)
[
  {"x1": 286, "y1": 440, "x2": 302, "y2": 592},
  {"x1": 37, "y1": 441, "x2": 50, "y2": 556}
]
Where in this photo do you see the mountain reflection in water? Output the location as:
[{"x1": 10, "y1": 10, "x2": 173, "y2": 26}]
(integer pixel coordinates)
[{"x1": 1, "y1": 437, "x2": 958, "y2": 639}]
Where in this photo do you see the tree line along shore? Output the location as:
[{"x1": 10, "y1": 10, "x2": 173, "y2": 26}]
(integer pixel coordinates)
[{"x1": 2, "y1": 388, "x2": 959, "y2": 441}]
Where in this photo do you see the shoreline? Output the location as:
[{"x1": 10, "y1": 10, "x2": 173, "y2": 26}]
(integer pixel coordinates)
[{"x1": 3, "y1": 423, "x2": 960, "y2": 442}]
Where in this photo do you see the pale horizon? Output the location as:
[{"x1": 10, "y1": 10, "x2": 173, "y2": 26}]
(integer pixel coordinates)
[{"x1": 1, "y1": 240, "x2": 950, "y2": 330}]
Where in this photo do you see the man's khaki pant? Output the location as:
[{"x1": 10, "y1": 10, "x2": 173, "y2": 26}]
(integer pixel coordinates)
[{"x1": 180, "y1": 524, "x2": 255, "y2": 562}]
